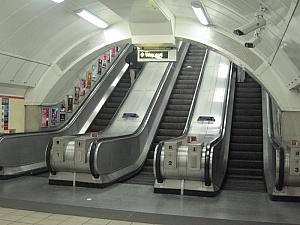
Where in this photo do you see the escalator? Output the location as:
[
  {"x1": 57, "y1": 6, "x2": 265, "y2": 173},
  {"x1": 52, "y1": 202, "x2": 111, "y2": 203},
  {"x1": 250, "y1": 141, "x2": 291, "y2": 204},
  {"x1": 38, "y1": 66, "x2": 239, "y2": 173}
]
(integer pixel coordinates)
[
  {"x1": 222, "y1": 73, "x2": 265, "y2": 192},
  {"x1": 88, "y1": 70, "x2": 132, "y2": 132},
  {"x1": 126, "y1": 45, "x2": 207, "y2": 185}
]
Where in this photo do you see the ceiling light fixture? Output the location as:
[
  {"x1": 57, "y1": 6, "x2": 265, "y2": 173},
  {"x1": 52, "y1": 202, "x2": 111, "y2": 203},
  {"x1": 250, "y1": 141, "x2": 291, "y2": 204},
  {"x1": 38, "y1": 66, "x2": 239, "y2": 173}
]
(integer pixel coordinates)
[
  {"x1": 75, "y1": 9, "x2": 108, "y2": 29},
  {"x1": 191, "y1": 2, "x2": 209, "y2": 26},
  {"x1": 52, "y1": 0, "x2": 64, "y2": 3}
]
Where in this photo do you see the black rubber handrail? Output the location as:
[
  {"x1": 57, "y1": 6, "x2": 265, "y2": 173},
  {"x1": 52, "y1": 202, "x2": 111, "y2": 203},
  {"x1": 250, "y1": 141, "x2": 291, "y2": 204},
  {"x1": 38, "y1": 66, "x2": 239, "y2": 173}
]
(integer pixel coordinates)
[
  {"x1": 45, "y1": 139, "x2": 56, "y2": 175},
  {"x1": 89, "y1": 142, "x2": 99, "y2": 179},
  {"x1": 276, "y1": 146, "x2": 284, "y2": 191},
  {"x1": 155, "y1": 142, "x2": 164, "y2": 183},
  {"x1": 204, "y1": 63, "x2": 234, "y2": 186}
]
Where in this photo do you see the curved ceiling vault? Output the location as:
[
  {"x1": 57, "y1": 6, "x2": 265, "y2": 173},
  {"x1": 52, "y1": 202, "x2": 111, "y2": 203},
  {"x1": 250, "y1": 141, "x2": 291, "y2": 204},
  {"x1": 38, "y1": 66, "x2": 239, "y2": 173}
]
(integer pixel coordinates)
[{"x1": 0, "y1": 0, "x2": 299, "y2": 111}]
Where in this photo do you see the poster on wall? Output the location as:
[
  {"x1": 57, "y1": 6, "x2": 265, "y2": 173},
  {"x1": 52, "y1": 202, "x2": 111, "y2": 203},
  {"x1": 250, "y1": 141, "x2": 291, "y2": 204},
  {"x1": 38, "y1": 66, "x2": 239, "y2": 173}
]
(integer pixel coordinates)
[
  {"x1": 60, "y1": 103, "x2": 66, "y2": 112},
  {"x1": 51, "y1": 108, "x2": 58, "y2": 126},
  {"x1": 74, "y1": 87, "x2": 80, "y2": 104},
  {"x1": 87, "y1": 72, "x2": 92, "y2": 88},
  {"x1": 102, "y1": 54, "x2": 107, "y2": 69},
  {"x1": 59, "y1": 113, "x2": 66, "y2": 122},
  {"x1": 92, "y1": 65, "x2": 97, "y2": 81},
  {"x1": 98, "y1": 59, "x2": 102, "y2": 74},
  {"x1": 111, "y1": 47, "x2": 116, "y2": 57},
  {"x1": 41, "y1": 107, "x2": 49, "y2": 128},
  {"x1": 80, "y1": 79, "x2": 86, "y2": 96},
  {"x1": 67, "y1": 95, "x2": 73, "y2": 112},
  {"x1": 2, "y1": 98, "x2": 9, "y2": 130}
]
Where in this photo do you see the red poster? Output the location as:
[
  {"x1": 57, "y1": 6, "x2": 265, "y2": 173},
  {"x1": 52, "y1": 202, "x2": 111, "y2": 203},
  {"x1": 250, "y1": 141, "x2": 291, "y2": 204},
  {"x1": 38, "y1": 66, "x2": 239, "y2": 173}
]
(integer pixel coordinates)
[
  {"x1": 67, "y1": 95, "x2": 73, "y2": 112},
  {"x1": 80, "y1": 79, "x2": 86, "y2": 96},
  {"x1": 112, "y1": 48, "x2": 116, "y2": 57},
  {"x1": 74, "y1": 87, "x2": 80, "y2": 104},
  {"x1": 41, "y1": 107, "x2": 49, "y2": 127}
]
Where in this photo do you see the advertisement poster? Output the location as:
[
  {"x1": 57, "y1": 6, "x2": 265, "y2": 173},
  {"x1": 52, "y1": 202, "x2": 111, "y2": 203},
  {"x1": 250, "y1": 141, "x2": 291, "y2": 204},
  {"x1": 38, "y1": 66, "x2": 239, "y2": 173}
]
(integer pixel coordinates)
[
  {"x1": 60, "y1": 103, "x2": 66, "y2": 112},
  {"x1": 92, "y1": 65, "x2": 97, "y2": 81},
  {"x1": 41, "y1": 107, "x2": 49, "y2": 127},
  {"x1": 74, "y1": 87, "x2": 80, "y2": 104},
  {"x1": 51, "y1": 108, "x2": 58, "y2": 126},
  {"x1": 102, "y1": 54, "x2": 107, "y2": 69},
  {"x1": 59, "y1": 113, "x2": 66, "y2": 122},
  {"x1": 80, "y1": 79, "x2": 86, "y2": 96},
  {"x1": 108, "y1": 50, "x2": 111, "y2": 62},
  {"x1": 2, "y1": 98, "x2": 9, "y2": 130},
  {"x1": 67, "y1": 95, "x2": 73, "y2": 112},
  {"x1": 87, "y1": 72, "x2": 92, "y2": 88},
  {"x1": 98, "y1": 59, "x2": 102, "y2": 74},
  {"x1": 111, "y1": 47, "x2": 116, "y2": 57}
]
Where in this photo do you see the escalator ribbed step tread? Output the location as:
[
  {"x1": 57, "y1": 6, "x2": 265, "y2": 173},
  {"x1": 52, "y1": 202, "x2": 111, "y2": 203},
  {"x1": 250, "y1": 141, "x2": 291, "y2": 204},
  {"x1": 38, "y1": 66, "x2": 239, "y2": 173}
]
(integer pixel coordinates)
[
  {"x1": 96, "y1": 113, "x2": 114, "y2": 120},
  {"x1": 229, "y1": 143, "x2": 263, "y2": 152},
  {"x1": 157, "y1": 129, "x2": 183, "y2": 136},
  {"x1": 234, "y1": 103, "x2": 261, "y2": 110},
  {"x1": 169, "y1": 99, "x2": 192, "y2": 105},
  {"x1": 230, "y1": 136, "x2": 263, "y2": 144},
  {"x1": 228, "y1": 159, "x2": 263, "y2": 169},
  {"x1": 222, "y1": 178, "x2": 266, "y2": 192},
  {"x1": 167, "y1": 105, "x2": 190, "y2": 111},
  {"x1": 231, "y1": 129, "x2": 262, "y2": 136},
  {"x1": 170, "y1": 94, "x2": 194, "y2": 99},
  {"x1": 232, "y1": 115, "x2": 262, "y2": 122},
  {"x1": 172, "y1": 89, "x2": 196, "y2": 94},
  {"x1": 235, "y1": 87, "x2": 261, "y2": 93},
  {"x1": 232, "y1": 122, "x2": 262, "y2": 129},
  {"x1": 236, "y1": 82, "x2": 261, "y2": 88},
  {"x1": 226, "y1": 168, "x2": 264, "y2": 177},
  {"x1": 229, "y1": 151, "x2": 263, "y2": 160},
  {"x1": 155, "y1": 136, "x2": 178, "y2": 142},
  {"x1": 233, "y1": 109, "x2": 262, "y2": 116},
  {"x1": 159, "y1": 122, "x2": 186, "y2": 130},
  {"x1": 234, "y1": 98, "x2": 261, "y2": 104},
  {"x1": 164, "y1": 110, "x2": 189, "y2": 117},
  {"x1": 235, "y1": 92, "x2": 262, "y2": 98},
  {"x1": 161, "y1": 116, "x2": 188, "y2": 123}
]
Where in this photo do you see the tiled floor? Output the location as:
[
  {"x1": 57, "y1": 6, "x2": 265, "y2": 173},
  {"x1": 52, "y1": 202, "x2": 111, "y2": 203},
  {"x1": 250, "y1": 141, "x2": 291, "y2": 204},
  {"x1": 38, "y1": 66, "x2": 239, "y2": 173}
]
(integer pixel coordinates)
[
  {"x1": 0, "y1": 207, "x2": 155, "y2": 225},
  {"x1": 1, "y1": 175, "x2": 300, "y2": 225}
]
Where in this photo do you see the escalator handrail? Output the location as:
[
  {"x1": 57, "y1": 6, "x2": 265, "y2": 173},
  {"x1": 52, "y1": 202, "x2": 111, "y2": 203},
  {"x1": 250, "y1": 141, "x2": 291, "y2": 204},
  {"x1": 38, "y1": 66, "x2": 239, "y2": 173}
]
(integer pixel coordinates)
[
  {"x1": 204, "y1": 62, "x2": 234, "y2": 186},
  {"x1": 45, "y1": 139, "x2": 56, "y2": 175},
  {"x1": 276, "y1": 146, "x2": 284, "y2": 191},
  {"x1": 155, "y1": 141, "x2": 164, "y2": 183},
  {"x1": 89, "y1": 142, "x2": 99, "y2": 178}
]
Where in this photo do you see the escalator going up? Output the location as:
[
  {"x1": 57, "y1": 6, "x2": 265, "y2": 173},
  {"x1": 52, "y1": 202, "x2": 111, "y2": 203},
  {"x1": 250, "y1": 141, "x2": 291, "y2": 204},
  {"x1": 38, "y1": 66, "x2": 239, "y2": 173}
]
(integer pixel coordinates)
[
  {"x1": 222, "y1": 73, "x2": 265, "y2": 192},
  {"x1": 126, "y1": 45, "x2": 207, "y2": 185}
]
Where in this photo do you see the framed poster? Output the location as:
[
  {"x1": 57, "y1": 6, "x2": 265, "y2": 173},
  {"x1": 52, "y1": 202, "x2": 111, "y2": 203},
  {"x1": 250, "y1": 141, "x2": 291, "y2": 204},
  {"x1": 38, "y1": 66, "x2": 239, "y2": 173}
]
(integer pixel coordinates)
[
  {"x1": 111, "y1": 47, "x2": 116, "y2": 57},
  {"x1": 92, "y1": 65, "x2": 97, "y2": 81},
  {"x1": 80, "y1": 79, "x2": 86, "y2": 96},
  {"x1": 67, "y1": 95, "x2": 73, "y2": 112},
  {"x1": 59, "y1": 113, "x2": 66, "y2": 122},
  {"x1": 2, "y1": 98, "x2": 9, "y2": 130},
  {"x1": 102, "y1": 54, "x2": 107, "y2": 69},
  {"x1": 98, "y1": 59, "x2": 102, "y2": 74},
  {"x1": 51, "y1": 108, "x2": 58, "y2": 126},
  {"x1": 41, "y1": 107, "x2": 49, "y2": 127},
  {"x1": 87, "y1": 72, "x2": 92, "y2": 88},
  {"x1": 74, "y1": 87, "x2": 80, "y2": 104}
]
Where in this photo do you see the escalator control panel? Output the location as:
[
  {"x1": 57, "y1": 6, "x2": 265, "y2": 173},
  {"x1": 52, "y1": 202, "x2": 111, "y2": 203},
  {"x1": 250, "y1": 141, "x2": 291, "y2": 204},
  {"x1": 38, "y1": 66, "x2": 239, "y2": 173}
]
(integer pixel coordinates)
[
  {"x1": 164, "y1": 141, "x2": 182, "y2": 169},
  {"x1": 288, "y1": 145, "x2": 300, "y2": 176},
  {"x1": 52, "y1": 136, "x2": 75, "y2": 162},
  {"x1": 74, "y1": 137, "x2": 97, "y2": 164}
]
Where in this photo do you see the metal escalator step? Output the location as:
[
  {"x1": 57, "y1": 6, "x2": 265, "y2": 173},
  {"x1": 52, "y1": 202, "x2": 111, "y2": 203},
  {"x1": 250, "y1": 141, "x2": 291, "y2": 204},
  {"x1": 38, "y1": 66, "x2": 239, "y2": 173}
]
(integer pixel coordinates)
[
  {"x1": 228, "y1": 159, "x2": 263, "y2": 169},
  {"x1": 236, "y1": 82, "x2": 261, "y2": 88},
  {"x1": 177, "y1": 75, "x2": 199, "y2": 80},
  {"x1": 155, "y1": 136, "x2": 178, "y2": 142},
  {"x1": 89, "y1": 125, "x2": 106, "y2": 132},
  {"x1": 164, "y1": 110, "x2": 189, "y2": 117},
  {"x1": 231, "y1": 128, "x2": 262, "y2": 136},
  {"x1": 157, "y1": 129, "x2": 183, "y2": 137},
  {"x1": 169, "y1": 99, "x2": 192, "y2": 105},
  {"x1": 235, "y1": 92, "x2": 262, "y2": 98},
  {"x1": 235, "y1": 87, "x2": 261, "y2": 93},
  {"x1": 232, "y1": 115, "x2": 262, "y2": 122},
  {"x1": 222, "y1": 178, "x2": 266, "y2": 192},
  {"x1": 105, "y1": 102, "x2": 120, "y2": 108},
  {"x1": 234, "y1": 103, "x2": 261, "y2": 110},
  {"x1": 109, "y1": 96, "x2": 124, "y2": 103},
  {"x1": 232, "y1": 122, "x2": 262, "y2": 129},
  {"x1": 97, "y1": 113, "x2": 114, "y2": 120},
  {"x1": 112, "y1": 92, "x2": 127, "y2": 97},
  {"x1": 233, "y1": 109, "x2": 262, "y2": 116},
  {"x1": 159, "y1": 122, "x2": 186, "y2": 130},
  {"x1": 172, "y1": 89, "x2": 196, "y2": 94},
  {"x1": 170, "y1": 93, "x2": 194, "y2": 99},
  {"x1": 229, "y1": 151, "x2": 263, "y2": 160},
  {"x1": 234, "y1": 98, "x2": 261, "y2": 104},
  {"x1": 166, "y1": 105, "x2": 190, "y2": 111},
  {"x1": 101, "y1": 108, "x2": 117, "y2": 114},
  {"x1": 229, "y1": 143, "x2": 262, "y2": 152},
  {"x1": 93, "y1": 118, "x2": 110, "y2": 126},
  {"x1": 161, "y1": 116, "x2": 188, "y2": 123},
  {"x1": 226, "y1": 168, "x2": 264, "y2": 177},
  {"x1": 230, "y1": 136, "x2": 263, "y2": 144}
]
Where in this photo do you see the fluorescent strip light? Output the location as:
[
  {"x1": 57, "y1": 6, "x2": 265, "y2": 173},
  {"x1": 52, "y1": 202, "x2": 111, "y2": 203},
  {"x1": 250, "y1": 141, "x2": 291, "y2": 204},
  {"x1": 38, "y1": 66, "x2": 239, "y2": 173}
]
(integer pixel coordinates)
[
  {"x1": 52, "y1": 0, "x2": 64, "y2": 3},
  {"x1": 76, "y1": 9, "x2": 108, "y2": 29},
  {"x1": 191, "y1": 3, "x2": 209, "y2": 25}
]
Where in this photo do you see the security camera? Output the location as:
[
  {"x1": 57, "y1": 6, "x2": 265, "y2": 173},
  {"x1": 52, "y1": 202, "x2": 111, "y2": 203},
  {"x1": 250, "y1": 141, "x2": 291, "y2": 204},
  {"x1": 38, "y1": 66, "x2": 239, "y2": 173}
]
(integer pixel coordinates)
[
  {"x1": 233, "y1": 17, "x2": 266, "y2": 36},
  {"x1": 244, "y1": 35, "x2": 262, "y2": 48}
]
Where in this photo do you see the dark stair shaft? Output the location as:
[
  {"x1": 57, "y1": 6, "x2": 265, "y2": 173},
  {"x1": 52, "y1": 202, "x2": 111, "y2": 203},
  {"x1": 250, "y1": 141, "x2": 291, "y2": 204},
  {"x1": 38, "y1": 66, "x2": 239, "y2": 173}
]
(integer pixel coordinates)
[
  {"x1": 127, "y1": 45, "x2": 207, "y2": 185},
  {"x1": 223, "y1": 73, "x2": 265, "y2": 192},
  {"x1": 88, "y1": 72, "x2": 131, "y2": 132}
]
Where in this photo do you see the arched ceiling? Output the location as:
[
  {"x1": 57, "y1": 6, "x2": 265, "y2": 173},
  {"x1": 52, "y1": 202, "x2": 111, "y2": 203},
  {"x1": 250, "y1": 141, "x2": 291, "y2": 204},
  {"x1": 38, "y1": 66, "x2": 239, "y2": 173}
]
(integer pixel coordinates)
[{"x1": 0, "y1": 0, "x2": 299, "y2": 110}]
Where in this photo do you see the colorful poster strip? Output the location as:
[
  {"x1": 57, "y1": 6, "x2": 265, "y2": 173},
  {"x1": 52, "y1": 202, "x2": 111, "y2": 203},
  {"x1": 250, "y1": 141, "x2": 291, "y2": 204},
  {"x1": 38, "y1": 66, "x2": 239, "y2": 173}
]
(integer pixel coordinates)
[
  {"x1": 41, "y1": 107, "x2": 49, "y2": 127},
  {"x1": 2, "y1": 98, "x2": 9, "y2": 130}
]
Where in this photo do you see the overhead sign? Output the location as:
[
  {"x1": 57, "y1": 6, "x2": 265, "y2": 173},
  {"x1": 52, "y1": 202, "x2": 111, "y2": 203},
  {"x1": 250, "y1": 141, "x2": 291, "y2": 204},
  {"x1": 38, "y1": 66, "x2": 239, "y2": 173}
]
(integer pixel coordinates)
[{"x1": 138, "y1": 49, "x2": 177, "y2": 62}]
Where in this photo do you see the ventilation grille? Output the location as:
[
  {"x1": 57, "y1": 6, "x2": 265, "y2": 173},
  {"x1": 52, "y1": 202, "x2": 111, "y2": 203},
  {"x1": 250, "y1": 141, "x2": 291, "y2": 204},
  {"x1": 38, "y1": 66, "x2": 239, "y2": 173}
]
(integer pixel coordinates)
[
  {"x1": 57, "y1": 32, "x2": 106, "y2": 72},
  {"x1": 207, "y1": 30, "x2": 264, "y2": 71}
]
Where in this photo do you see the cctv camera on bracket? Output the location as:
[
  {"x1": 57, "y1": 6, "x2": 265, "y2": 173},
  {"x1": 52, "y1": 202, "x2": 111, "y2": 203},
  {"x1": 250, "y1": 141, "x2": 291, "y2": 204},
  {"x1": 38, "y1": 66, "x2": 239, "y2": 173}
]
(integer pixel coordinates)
[
  {"x1": 245, "y1": 33, "x2": 262, "y2": 48},
  {"x1": 233, "y1": 17, "x2": 266, "y2": 36}
]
